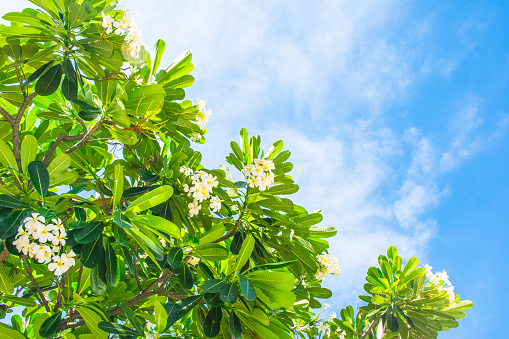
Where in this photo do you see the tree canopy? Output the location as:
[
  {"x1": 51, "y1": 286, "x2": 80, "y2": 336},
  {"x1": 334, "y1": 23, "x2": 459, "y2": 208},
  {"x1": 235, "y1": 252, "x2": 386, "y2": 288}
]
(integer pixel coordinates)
[{"x1": 0, "y1": 0, "x2": 471, "y2": 338}]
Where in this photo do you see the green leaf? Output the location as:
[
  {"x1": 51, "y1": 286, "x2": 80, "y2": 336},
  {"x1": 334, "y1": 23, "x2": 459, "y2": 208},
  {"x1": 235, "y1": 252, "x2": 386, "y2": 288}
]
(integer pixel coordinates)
[
  {"x1": 386, "y1": 313, "x2": 398, "y2": 332},
  {"x1": 80, "y1": 236, "x2": 104, "y2": 268},
  {"x1": 154, "y1": 300, "x2": 167, "y2": 334},
  {"x1": 39, "y1": 311, "x2": 61, "y2": 338},
  {"x1": 164, "y1": 303, "x2": 182, "y2": 331},
  {"x1": 0, "y1": 323, "x2": 28, "y2": 339},
  {"x1": 195, "y1": 243, "x2": 228, "y2": 261},
  {"x1": 177, "y1": 263, "x2": 193, "y2": 290},
  {"x1": 71, "y1": 99, "x2": 101, "y2": 113},
  {"x1": 105, "y1": 240, "x2": 119, "y2": 286},
  {"x1": 78, "y1": 110, "x2": 99, "y2": 121},
  {"x1": 35, "y1": 64, "x2": 62, "y2": 96},
  {"x1": 112, "y1": 164, "x2": 123, "y2": 207},
  {"x1": 20, "y1": 134, "x2": 37, "y2": 174},
  {"x1": 28, "y1": 161, "x2": 49, "y2": 199},
  {"x1": 305, "y1": 287, "x2": 332, "y2": 299},
  {"x1": 22, "y1": 60, "x2": 54, "y2": 87},
  {"x1": 201, "y1": 279, "x2": 227, "y2": 293},
  {"x1": 61, "y1": 75, "x2": 77, "y2": 101},
  {"x1": 239, "y1": 128, "x2": 251, "y2": 164},
  {"x1": 199, "y1": 222, "x2": 225, "y2": 244},
  {"x1": 1, "y1": 295, "x2": 36, "y2": 307},
  {"x1": 0, "y1": 138, "x2": 18, "y2": 175},
  {"x1": 234, "y1": 234, "x2": 255, "y2": 275},
  {"x1": 152, "y1": 39, "x2": 165, "y2": 76},
  {"x1": 97, "y1": 322, "x2": 140, "y2": 336},
  {"x1": 74, "y1": 222, "x2": 104, "y2": 244},
  {"x1": 204, "y1": 310, "x2": 221, "y2": 338},
  {"x1": 220, "y1": 282, "x2": 238, "y2": 304},
  {"x1": 113, "y1": 210, "x2": 131, "y2": 229},
  {"x1": 230, "y1": 311, "x2": 242, "y2": 339},
  {"x1": 90, "y1": 265, "x2": 107, "y2": 295},
  {"x1": 167, "y1": 247, "x2": 183, "y2": 268},
  {"x1": 121, "y1": 304, "x2": 145, "y2": 335},
  {"x1": 0, "y1": 195, "x2": 29, "y2": 209},
  {"x1": 266, "y1": 183, "x2": 299, "y2": 195},
  {"x1": 243, "y1": 260, "x2": 297, "y2": 274},
  {"x1": 239, "y1": 276, "x2": 257, "y2": 301},
  {"x1": 264, "y1": 140, "x2": 284, "y2": 161},
  {"x1": 309, "y1": 226, "x2": 337, "y2": 238},
  {"x1": 133, "y1": 214, "x2": 181, "y2": 239},
  {"x1": 63, "y1": 58, "x2": 76, "y2": 82},
  {"x1": 77, "y1": 306, "x2": 109, "y2": 339},
  {"x1": 0, "y1": 209, "x2": 27, "y2": 239},
  {"x1": 257, "y1": 197, "x2": 294, "y2": 213},
  {"x1": 401, "y1": 257, "x2": 419, "y2": 276},
  {"x1": 125, "y1": 185, "x2": 173, "y2": 213},
  {"x1": 68, "y1": 2, "x2": 88, "y2": 28},
  {"x1": 129, "y1": 229, "x2": 164, "y2": 262},
  {"x1": 0, "y1": 265, "x2": 14, "y2": 294},
  {"x1": 47, "y1": 153, "x2": 71, "y2": 178}
]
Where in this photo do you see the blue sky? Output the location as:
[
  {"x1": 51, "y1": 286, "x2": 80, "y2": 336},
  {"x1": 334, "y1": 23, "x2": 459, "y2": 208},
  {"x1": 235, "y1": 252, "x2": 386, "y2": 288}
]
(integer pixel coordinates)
[{"x1": 3, "y1": 0, "x2": 509, "y2": 337}]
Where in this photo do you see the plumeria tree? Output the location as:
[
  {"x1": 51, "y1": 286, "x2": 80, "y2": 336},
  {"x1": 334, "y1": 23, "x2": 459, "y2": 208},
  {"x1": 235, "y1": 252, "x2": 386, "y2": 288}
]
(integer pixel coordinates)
[{"x1": 0, "y1": 1, "x2": 472, "y2": 338}]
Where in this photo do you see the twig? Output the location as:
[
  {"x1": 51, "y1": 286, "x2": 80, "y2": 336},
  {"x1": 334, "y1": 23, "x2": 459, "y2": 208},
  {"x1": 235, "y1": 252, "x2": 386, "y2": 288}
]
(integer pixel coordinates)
[
  {"x1": 42, "y1": 120, "x2": 88, "y2": 164},
  {"x1": 12, "y1": 92, "x2": 37, "y2": 173},
  {"x1": 0, "y1": 107, "x2": 14, "y2": 125},
  {"x1": 53, "y1": 271, "x2": 68, "y2": 312},
  {"x1": 56, "y1": 271, "x2": 174, "y2": 332},
  {"x1": 65, "y1": 119, "x2": 104, "y2": 155},
  {"x1": 21, "y1": 255, "x2": 50, "y2": 312},
  {"x1": 76, "y1": 265, "x2": 83, "y2": 294},
  {"x1": 213, "y1": 224, "x2": 237, "y2": 243},
  {"x1": 360, "y1": 313, "x2": 385, "y2": 339},
  {"x1": 133, "y1": 246, "x2": 142, "y2": 292}
]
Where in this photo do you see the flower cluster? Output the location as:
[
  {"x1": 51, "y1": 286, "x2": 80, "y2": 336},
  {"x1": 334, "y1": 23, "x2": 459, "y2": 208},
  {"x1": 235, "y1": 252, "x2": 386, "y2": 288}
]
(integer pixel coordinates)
[
  {"x1": 13, "y1": 213, "x2": 75, "y2": 276},
  {"x1": 102, "y1": 12, "x2": 143, "y2": 58},
  {"x1": 181, "y1": 167, "x2": 222, "y2": 217},
  {"x1": 188, "y1": 99, "x2": 212, "y2": 143},
  {"x1": 241, "y1": 159, "x2": 275, "y2": 191},
  {"x1": 315, "y1": 252, "x2": 341, "y2": 280},
  {"x1": 424, "y1": 264, "x2": 456, "y2": 303}
]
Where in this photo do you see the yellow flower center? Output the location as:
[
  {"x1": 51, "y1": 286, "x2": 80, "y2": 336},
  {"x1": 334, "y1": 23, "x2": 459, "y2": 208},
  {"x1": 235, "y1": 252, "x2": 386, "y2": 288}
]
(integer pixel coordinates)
[{"x1": 57, "y1": 261, "x2": 64, "y2": 267}]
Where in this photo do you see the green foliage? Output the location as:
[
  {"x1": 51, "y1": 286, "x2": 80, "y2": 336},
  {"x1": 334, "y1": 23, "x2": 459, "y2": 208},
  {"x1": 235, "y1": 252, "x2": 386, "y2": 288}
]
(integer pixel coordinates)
[{"x1": 0, "y1": 1, "x2": 471, "y2": 338}]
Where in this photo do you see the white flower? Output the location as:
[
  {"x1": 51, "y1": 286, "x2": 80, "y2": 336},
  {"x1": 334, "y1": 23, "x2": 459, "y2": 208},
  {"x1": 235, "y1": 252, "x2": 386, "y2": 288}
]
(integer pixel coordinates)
[
  {"x1": 188, "y1": 256, "x2": 200, "y2": 266},
  {"x1": 194, "y1": 98, "x2": 207, "y2": 111},
  {"x1": 48, "y1": 255, "x2": 70, "y2": 276},
  {"x1": 188, "y1": 201, "x2": 201, "y2": 217},
  {"x1": 13, "y1": 235, "x2": 30, "y2": 254},
  {"x1": 210, "y1": 197, "x2": 222, "y2": 213},
  {"x1": 315, "y1": 267, "x2": 328, "y2": 280},
  {"x1": 23, "y1": 213, "x2": 45, "y2": 230},
  {"x1": 33, "y1": 223, "x2": 54, "y2": 243},
  {"x1": 317, "y1": 252, "x2": 341, "y2": 278},
  {"x1": 34, "y1": 245, "x2": 52, "y2": 264},
  {"x1": 51, "y1": 233, "x2": 66, "y2": 247},
  {"x1": 62, "y1": 250, "x2": 76, "y2": 267},
  {"x1": 180, "y1": 166, "x2": 193, "y2": 176},
  {"x1": 190, "y1": 133, "x2": 202, "y2": 142},
  {"x1": 102, "y1": 13, "x2": 114, "y2": 34}
]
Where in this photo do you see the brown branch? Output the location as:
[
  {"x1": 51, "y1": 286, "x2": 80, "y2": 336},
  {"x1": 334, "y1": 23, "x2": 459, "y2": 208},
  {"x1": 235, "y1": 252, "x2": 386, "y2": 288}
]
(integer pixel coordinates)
[
  {"x1": 53, "y1": 270, "x2": 68, "y2": 312},
  {"x1": 133, "y1": 247, "x2": 142, "y2": 292},
  {"x1": 75, "y1": 265, "x2": 83, "y2": 294},
  {"x1": 0, "y1": 107, "x2": 14, "y2": 125},
  {"x1": 42, "y1": 120, "x2": 88, "y2": 165},
  {"x1": 56, "y1": 271, "x2": 173, "y2": 332},
  {"x1": 65, "y1": 119, "x2": 104, "y2": 155},
  {"x1": 15, "y1": 68, "x2": 27, "y2": 97},
  {"x1": 360, "y1": 313, "x2": 385, "y2": 339},
  {"x1": 12, "y1": 92, "x2": 37, "y2": 174},
  {"x1": 213, "y1": 224, "x2": 238, "y2": 243},
  {"x1": 21, "y1": 255, "x2": 50, "y2": 312}
]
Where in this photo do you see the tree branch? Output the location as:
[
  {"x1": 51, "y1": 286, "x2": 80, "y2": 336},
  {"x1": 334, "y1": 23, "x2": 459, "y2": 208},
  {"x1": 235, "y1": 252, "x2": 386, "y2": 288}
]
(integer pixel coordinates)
[
  {"x1": 213, "y1": 224, "x2": 237, "y2": 243},
  {"x1": 21, "y1": 255, "x2": 50, "y2": 312},
  {"x1": 42, "y1": 120, "x2": 88, "y2": 165},
  {"x1": 53, "y1": 270, "x2": 68, "y2": 312},
  {"x1": 64, "y1": 119, "x2": 104, "y2": 155},
  {"x1": 360, "y1": 313, "x2": 385, "y2": 339},
  {"x1": 12, "y1": 92, "x2": 37, "y2": 174},
  {"x1": 0, "y1": 107, "x2": 14, "y2": 125},
  {"x1": 56, "y1": 271, "x2": 173, "y2": 332}
]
